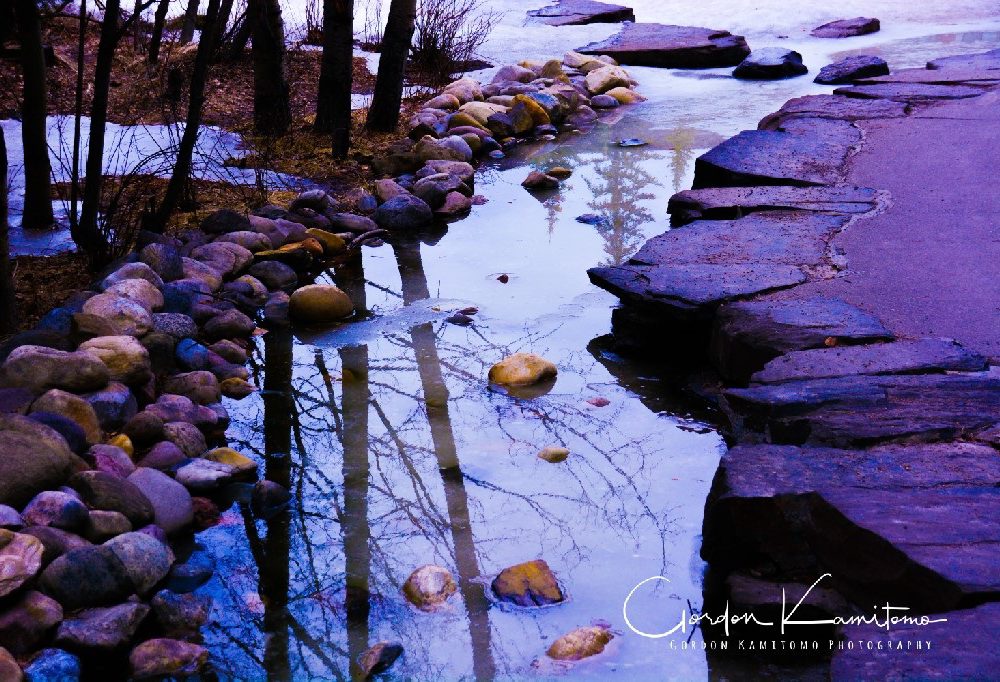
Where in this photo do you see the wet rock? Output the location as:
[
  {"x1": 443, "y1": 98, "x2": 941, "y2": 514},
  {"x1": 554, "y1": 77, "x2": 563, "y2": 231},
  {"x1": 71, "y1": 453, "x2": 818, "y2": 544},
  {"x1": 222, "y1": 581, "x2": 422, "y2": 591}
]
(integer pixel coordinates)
[
  {"x1": 164, "y1": 548, "x2": 214, "y2": 593},
  {"x1": 435, "y1": 191, "x2": 473, "y2": 219},
  {"x1": 577, "y1": 23, "x2": 749, "y2": 67},
  {"x1": 28, "y1": 412, "x2": 88, "y2": 455},
  {"x1": 83, "y1": 510, "x2": 131, "y2": 542},
  {"x1": 246, "y1": 261, "x2": 298, "y2": 293},
  {"x1": 203, "y1": 309, "x2": 256, "y2": 341},
  {"x1": 853, "y1": 67, "x2": 1000, "y2": 85},
  {"x1": 288, "y1": 284, "x2": 354, "y2": 324},
  {"x1": 68, "y1": 471, "x2": 154, "y2": 528},
  {"x1": 83, "y1": 383, "x2": 137, "y2": 431},
  {"x1": 834, "y1": 82, "x2": 987, "y2": 102},
  {"x1": 492, "y1": 64, "x2": 535, "y2": 83},
  {"x1": 203, "y1": 447, "x2": 258, "y2": 480},
  {"x1": 127, "y1": 468, "x2": 193, "y2": 536},
  {"x1": 489, "y1": 353, "x2": 558, "y2": 387},
  {"x1": 814, "y1": 55, "x2": 889, "y2": 84},
  {"x1": 0, "y1": 591, "x2": 63, "y2": 654},
  {"x1": 0, "y1": 414, "x2": 80, "y2": 508},
  {"x1": 30, "y1": 390, "x2": 102, "y2": 445},
  {"x1": 78, "y1": 335, "x2": 152, "y2": 388},
  {"x1": 751, "y1": 338, "x2": 985, "y2": 384},
  {"x1": 694, "y1": 118, "x2": 860, "y2": 187},
  {"x1": 703, "y1": 442, "x2": 1000, "y2": 610},
  {"x1": 137, "y1": 441, "x2": 186, "y2": 471},
  {"x1": 0, "y1": 647, "x2": 22, "y2": 681},
  {"x1": 0, "y1": 531, "x2": 44, "y2": 599},
  {"x1": 359, "y1": 641, "x2": 404, "y2": 677},
  {"x1": 521, "y1": 170, "x2": 560, "y2": 191},
  {"x1": 733, "y1": 48, "x2": 807, "y2": 80},
  {"x1": 40, "y1": 545, "x2": 132, "y2": 609},
  {"x1": 151, "y1": 590, "x2": 210, "y2": 639},
  {"x1": 604, "y1": 86, "x2": 645, "y2": 103},
  {"x1": 122, "y1": 412, "x2": 165, "y2": 448},
  {"x1": 105, "y1": 531, "x2": 174, "y2": 594},
  {"x1": 832, "y1": 602, "x2": 999, "y2": 680},
  {"x1": 374, "y1": 179, "x2": 410, "y2": 204},
  {"x1": 87, "y1": 444, "x2": 135, "y2": 479},
  {"x1": 403, "y1": 565, "x2": 457, "y2": 611},
  {"x1": 547, "y1": 625, "x2": 613, "y2": 660},
  {"x1": 565, "y1": 104, "x2": 599, "y2": 127},
  {"x1": 209, "y1": 339, "x2": 248, "y2": 364},
  {"x1": 0, "y1": 346, "x2": 109, "y2": 394},
  {"x1": 200, "y1": 208, "x2": 250, "y2": 235},
  {"x1": 374, "y1": 194, "x2": 434, "y2": 230},
  {"x1": 190, "y1": 241, "x2": 254, "y2": 279},
  {"x1": 214, "y1": 230, "x2": 273, "y2": 254},
  {"x1": 22, "y1": 491, "x2": 89, "y2": 532},
  {"x1": 162, "y1": 371, "x2": 220, "y2": 406},
  {"x1": 55, "y1": 601, "x2": 149, "y2": 651},
  {"x1": 413, "y1": 174, "x2": 470, "y2": 209},
  {"x1": 19, "y1": 527, "x2": 90, "y2": 565},
  {"x1": 305, "y1": 228, "x2": 347, "y2": 255},
  {"x1": 491, "y1": 559, "x2": 565, "y2": 606},
  {"x1": 104, "y1": 278, "x2": 164, "y2": 312},
  {"x1": 264, "y1": 291, "x2": 291, "y2": 327},
  {"x1": 667, "y1": 185, "x2": 877, "y2": 226},
  {"x1": 414, "y1": 134, "x2": 473, "y2": 162},
  {"x1": 23, "y1": 648, "x2": 80, "y2": 681},
  {"x1": 590, "y1": 94, "x2": 619, "y2": 108},
  {"x1": 129, "y1": 638, "x2": 208, "y2": 679},
  {"x1": 0, "y1": 506, "x2": 22, "y2": 530},
  {"x1": 251, "y1": 480, "x2": 291, "y2": 516},
  {"x1": 727, "y1": 373, "x2": 1000, "y2": 446},
  {"x1": 81, "y1": 293, "x2": 154, "y2": 337},
  {"x1": 528, "y1": 0, "x2": 633, "y2": 26},
  {"x1": 810, "y1": 17, "x2": 880, "y2": 38},
  {"x1": 537, "y1": 446, "x2": 570, "y2": 463},
  {"x1": 180, "y1": 258, "x2": 223, "y2": 292},
  {"x1": 584, "y1": 65, "x2": 630, "y2": 94},
  {"x1": 139, "y1": 243, "x2": 184, "y2": 282},
  {"x1": 163, "y1": 421, "x2": 207, "y2": 458},
  {"x1": 100, "y1": 262, "x2": 164, "y2": 291},
  {"x1": 175, "y1": 459, "x2": 235, "y2": 492},
  {"x1": 146, "y1": 394, "x2": 219, "y2": 431},
  {"x1": 927, "y1": 47, "x2": 1000, "y2": 70},
  {"x1": 710, "y1": 297, "x2": 894, "y2": 382}
]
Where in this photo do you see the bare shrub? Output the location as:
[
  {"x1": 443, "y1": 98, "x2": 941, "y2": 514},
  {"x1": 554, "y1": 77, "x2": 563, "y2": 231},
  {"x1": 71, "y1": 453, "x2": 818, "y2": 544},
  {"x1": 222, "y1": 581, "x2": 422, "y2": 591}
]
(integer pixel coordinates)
[
  {"x1": 360, "y1": 0, "x2": 384, "y2": 50},
  {"x1": 411, "y1": 0, "x2": 501, "y2": 84},
  {"x1": 303, "y1": 0, "x2": 323, "y2": 45}
]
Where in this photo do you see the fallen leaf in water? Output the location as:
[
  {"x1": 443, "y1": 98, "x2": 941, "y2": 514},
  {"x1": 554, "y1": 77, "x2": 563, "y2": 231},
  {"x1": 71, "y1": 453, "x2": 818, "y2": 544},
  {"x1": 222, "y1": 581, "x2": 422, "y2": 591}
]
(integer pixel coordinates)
[
  {"x1": 252, "y1": 328, "x2": 268, "y2": 336},
  {"x1": 497, "y1": 274, "x2": 509, "y2": 283},
  {"x1": 587, "y1": 397, "x2": 611, "y2": 407},
  {"x1": 824, "y1": 336, "x2": 839, "y2": 347}
]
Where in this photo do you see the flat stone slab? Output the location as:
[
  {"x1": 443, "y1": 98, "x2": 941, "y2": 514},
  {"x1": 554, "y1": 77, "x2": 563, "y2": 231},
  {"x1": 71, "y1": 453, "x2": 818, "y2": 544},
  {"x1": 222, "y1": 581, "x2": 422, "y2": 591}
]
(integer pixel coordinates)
[
  {"x1": 854, "y1": 66, "x2": 1000, "y2": 85},
  {"x1": 694, "y1": 118, "x2": 861, "y2": 187},
  {"x1": 751, "y1": 338, "x2": 987, "y2": 384},
  {"x1": 726, "y1": 373, "x2": 1000, "y2": 445},
  {"x1": 710, "y1": 297, "x2": 893, "y2": 382},
  {"x1": 577, "y1": 23, "x2": 750, "y2": 67},
  {"x1": 589, "y1": 212, "x2": 849, "y2": 314},
  {"x1": 814, "y1": 55, "x2": 889, "y2": 85},
  {"x1": 668, "y1": 185, "x2": 876, "y2": 225},
  {"x1": 832, "y1": 603, "x2": 1000, "y2": 680},
  {"x1": 758, "y1": 94, "x2": 907, "y2": 130},
  {"x1": 704, "y1": 442, "x2": 1000, "y2": 611},
  {"x1": 526, "y1": 0, "x2": 634, "y2": 26},
  {"x1": 810, "y1": 17, "x2": 880, "y2": 39},
  {"x1": 834, "y1": 83, "x2": 988, "y2": 102},
  {"x1": 927, "y1": 47, "x2": 1000, "y2": 70}
]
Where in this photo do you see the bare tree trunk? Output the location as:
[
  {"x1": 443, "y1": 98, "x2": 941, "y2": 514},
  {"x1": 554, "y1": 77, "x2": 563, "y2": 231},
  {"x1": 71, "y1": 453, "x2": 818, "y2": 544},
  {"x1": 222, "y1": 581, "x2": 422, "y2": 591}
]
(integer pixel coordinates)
[
  {"x1": 147, "y1": 0, "x2": 222, "y2": 232},
  {"x1": 69, "y1": 0, "x2": 87, "y2": 237},
  {"x1": 225, "y1": 11, "x2": 252, "y2": 61},
  {"x1": 366, "y1": 0, "x2": 416, "y2": 132},
  {"x1": 76, "y1": 0, "x2": 121, "y2": 265},
  {"x1": 214, "y1": 0, "x2": 235, "y2": 56},
  {"x1": 14, "y1": 0, "x2": 55, "y2": 230},
  {"x1": 249, "y1": 0, "x2": 291, "y2": 135},
  {"x1": 314, "y1": 0, "x2": 354, "y2": 157},
  {"x1": 179, "y1": 0, "x2": 200, "y2": 44},
  {"x1": 0, "y1": 127, "x2": 15, "y2": 334},
  {"x1": 147, "y1": 0, "x2": 170, "y2": 64}
]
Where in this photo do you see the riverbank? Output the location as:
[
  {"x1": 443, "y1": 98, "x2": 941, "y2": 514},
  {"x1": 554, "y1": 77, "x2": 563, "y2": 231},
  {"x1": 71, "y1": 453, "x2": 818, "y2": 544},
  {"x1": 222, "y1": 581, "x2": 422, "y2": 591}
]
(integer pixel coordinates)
[{"x1": 590, "y1": 48, "x2": 1000, "y2": 677}]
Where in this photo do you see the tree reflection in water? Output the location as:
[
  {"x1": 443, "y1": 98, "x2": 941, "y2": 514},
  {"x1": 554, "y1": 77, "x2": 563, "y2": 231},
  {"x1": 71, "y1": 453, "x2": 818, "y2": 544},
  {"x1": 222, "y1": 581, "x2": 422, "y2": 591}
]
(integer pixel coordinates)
[{"x1": 197, "y1": 133, "x2": 721, "y2": 680}]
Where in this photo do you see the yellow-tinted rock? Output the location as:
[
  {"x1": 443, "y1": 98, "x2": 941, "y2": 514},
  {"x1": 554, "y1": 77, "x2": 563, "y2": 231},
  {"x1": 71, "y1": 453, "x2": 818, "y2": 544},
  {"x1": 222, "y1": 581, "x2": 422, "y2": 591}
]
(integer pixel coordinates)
[
  {"x1": 547, "y1": 166, "x2": 572, "y2": 179},
  {"x1": 488, "y1": 353, "x2": 557, "y2": 386},
  {"x1": 540, "y1": 59, "x2": 564, "y2": 78},
  {"x1": 491, "y1": 559, "x2": 564, "y2": 606},
  {"x1": 458, "y1": 101, "x2": 507, "y2": 126},
  {"x1": 289, "y1": 284, "x2": 354, "y2": 324},
  {"x1": 547, "y1": 626, "x2": 613, "y2": 661},
  {"x1": 460, "y1": 133, "x2": 482, "y2": 153},
  {"x1": 403, "y1": 565, "x2": 457, "y2": 611},
  {"x1": 513, "y1": 95, "x2": 550, "y2": 126},
  {"x1": 31, "y1": 389, "x2": 103, "y2": 445},
  {"x1": 305, "y1": 228, "x2": 346, "y2": 256},
  {"x1": 108, "y1": 434, "x2": 134, "y2": 458},
  {"x1": 585, "y1": 65, "x2": 630, "y2": 94},
  {"x1": 604, "y1": 86, "x2": 646, "y2": 104},
  {"x1": 219, "y1": 377, "x2": 257, "y2": 400},
  {"x1": 203, "y1": 447, "x2": 258, "y2": 479},
  {"x1": 447, "y1": 112, "x2": 488, "y2": 131},
  {"x1": 538, "y1": 446, "x2": 569, "y2": 463}
]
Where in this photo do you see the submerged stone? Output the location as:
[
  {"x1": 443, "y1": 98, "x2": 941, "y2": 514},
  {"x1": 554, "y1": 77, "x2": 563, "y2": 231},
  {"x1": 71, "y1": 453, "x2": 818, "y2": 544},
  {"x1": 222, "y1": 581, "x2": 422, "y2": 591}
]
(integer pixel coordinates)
[
  {"x1": 491, "y1": 559, "x2": 565, "y2": 606},
  {"x1": 547, "y1": 625, "x2": 613, "y2": 660},
  {"x1": 488, "y1": 353, "x2": 558, "y2": 387},
  {"x1": 403, "y1": 565, "x2": 457, "y2": 611}
]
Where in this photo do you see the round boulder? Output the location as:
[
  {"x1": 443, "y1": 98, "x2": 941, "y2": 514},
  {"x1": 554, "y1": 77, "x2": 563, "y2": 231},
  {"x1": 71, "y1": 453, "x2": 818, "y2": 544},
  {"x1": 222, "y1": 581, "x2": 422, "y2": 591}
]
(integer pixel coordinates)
[
  {"x1": 733, "y1": 48, "x2": 808, "y2": 80},
  {"x1": 373, "y1": 194, "x2": 434, "y2": 230},
  {"x1": 402, "y1": 565, "x2": 457, "y2": 611},
  {"x1": 488, "y1": 353, "x2": 558, "y2": 386},
  {"x1": 288, "y1": 284, "x2": 354, "y2": 324}
]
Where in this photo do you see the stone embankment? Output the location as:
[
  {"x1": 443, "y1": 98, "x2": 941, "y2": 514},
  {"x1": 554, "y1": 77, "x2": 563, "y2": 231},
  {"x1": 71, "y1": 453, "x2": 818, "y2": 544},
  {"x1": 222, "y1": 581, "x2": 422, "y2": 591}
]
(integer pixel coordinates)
[
  {"x1": 590, "y1": 49, "x2": 1000, "y2": 676},
  {"x1": 0, "y1": 51, "x2": 641, "y2": 679}
]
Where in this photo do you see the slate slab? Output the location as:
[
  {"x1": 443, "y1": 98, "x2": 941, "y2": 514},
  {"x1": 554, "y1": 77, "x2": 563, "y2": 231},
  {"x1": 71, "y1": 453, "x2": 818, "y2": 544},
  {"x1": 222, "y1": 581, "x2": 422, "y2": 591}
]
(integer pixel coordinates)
[
  {"x1": 927, "y1": 47, "x2": 1000, "y2": 70},
  {"x1": 854, "y1": 66, "x2": 1000, "y2": 85},
  {"x1": 758, "y1": 94, "x2": 907, "y2": 130},
  {"x1": 814, "y1": 56, "x2": 889, "y2": 85},
  {"x1": 694, "y1": 118, "x2": 860, "y2": 187},
  {"x1": 709, "y1": 297, "x2": 893, "y2": 382},
  {"x1": 703, "y1": 442, "x2": 1000, "y2": 611},
  {"x1": 810, "y1": 17, "x2": 880, "y2": 39},
  {"x1": 668, "y1": 185, "x2": 876, "y2": 225},
  {"x1": 751, "y1": 338, "x2": 986, "y2": 384},
  {"x1": 526, "y1": 0, "x2": 634, "y2": 26},
  {"x1": 834, "y1": 83, "x2": 988, "y2": 102},
  {"x1": 577, "y1": 23, "x2": 750, "y2": 67}
]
